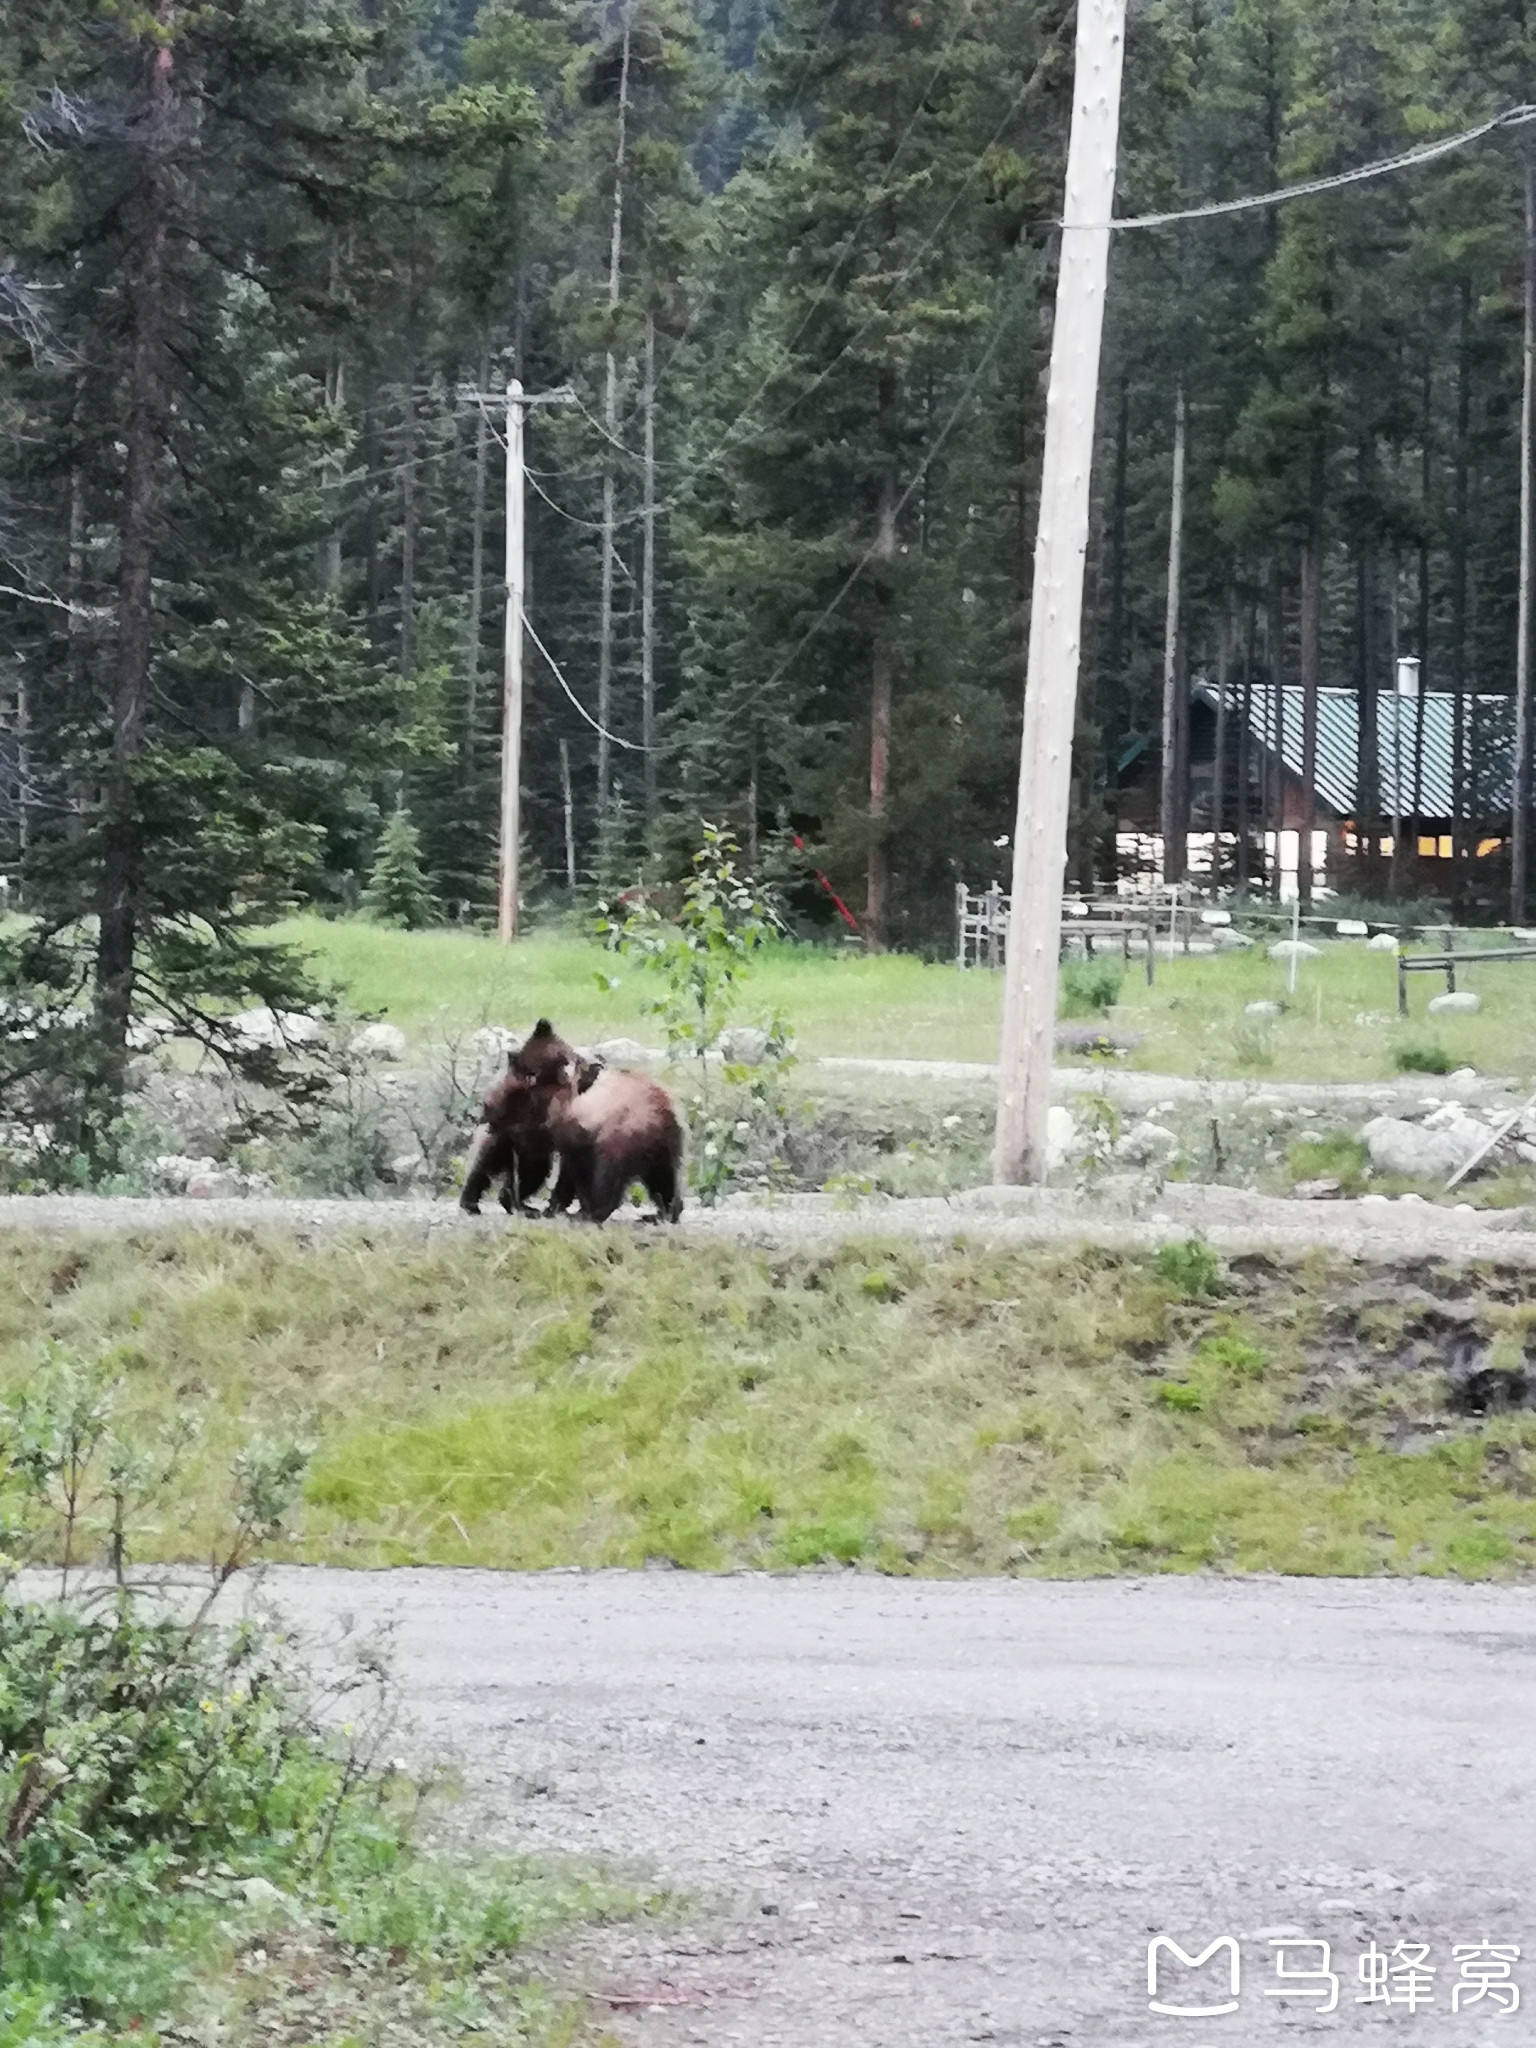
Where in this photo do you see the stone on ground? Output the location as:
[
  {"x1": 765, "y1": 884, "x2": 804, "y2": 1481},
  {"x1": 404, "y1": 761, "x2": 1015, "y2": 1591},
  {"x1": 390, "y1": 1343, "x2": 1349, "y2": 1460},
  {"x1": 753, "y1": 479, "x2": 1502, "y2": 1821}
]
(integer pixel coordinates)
[
  {"x1": 1361, "y1": 1113, "x2": 1487, "y2": 1179},
  {"x1": 1269, "y1": 939, "x2": 1321, "y2": 961},
  {"x1": 351, "y1": 1022, "x2": 408, "y2": 1061},
  {"x1": 1428, "y1": 990, "x2": 1481, "y2": 1014}
]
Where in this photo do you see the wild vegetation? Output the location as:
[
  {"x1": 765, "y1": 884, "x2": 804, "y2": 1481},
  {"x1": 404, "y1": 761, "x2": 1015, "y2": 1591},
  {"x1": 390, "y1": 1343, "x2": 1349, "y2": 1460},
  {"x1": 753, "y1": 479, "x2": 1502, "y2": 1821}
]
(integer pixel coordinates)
[
  {"x1": 6, "y1": 0, "x2": 1536, "y2": 1189},
  {"x1": 5, "y1": 1230, "x2": 1535, "y2": 1581},
  {"x1": 0, "y1": 1353, "x2": 663, "y2": 2046}
]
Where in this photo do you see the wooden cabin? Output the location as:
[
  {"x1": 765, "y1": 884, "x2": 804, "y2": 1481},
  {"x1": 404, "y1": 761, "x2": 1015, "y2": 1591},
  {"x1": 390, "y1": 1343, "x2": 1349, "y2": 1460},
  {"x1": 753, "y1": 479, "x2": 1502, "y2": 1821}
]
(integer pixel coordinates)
[{"x1": 1116, "y1": 684, "x2": 1516, "y2": 895}]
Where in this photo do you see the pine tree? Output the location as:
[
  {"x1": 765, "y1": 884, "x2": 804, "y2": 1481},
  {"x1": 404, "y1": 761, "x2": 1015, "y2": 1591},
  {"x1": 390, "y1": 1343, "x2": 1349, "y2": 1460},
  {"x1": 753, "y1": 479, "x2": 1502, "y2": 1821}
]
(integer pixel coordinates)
[{"x1": 363, "y1": 806, "x2": 438, "y2": 928}]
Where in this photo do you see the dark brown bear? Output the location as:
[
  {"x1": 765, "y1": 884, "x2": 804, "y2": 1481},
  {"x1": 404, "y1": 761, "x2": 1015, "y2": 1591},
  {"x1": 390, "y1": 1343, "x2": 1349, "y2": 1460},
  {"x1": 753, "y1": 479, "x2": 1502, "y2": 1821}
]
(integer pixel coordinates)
[
  {"x1": 545, "y1": 1064, "x2": 684, "y2": 1224},
  {"x1": 459, "y1": 1018, "x2": 578, "y2": 1215}
]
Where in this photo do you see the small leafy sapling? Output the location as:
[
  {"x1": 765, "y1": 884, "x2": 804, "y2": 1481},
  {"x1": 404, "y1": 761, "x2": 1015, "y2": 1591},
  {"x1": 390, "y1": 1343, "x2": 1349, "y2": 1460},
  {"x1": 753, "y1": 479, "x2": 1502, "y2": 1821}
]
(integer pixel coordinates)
[{"x1": 596, "y1": 823, "x2": 796, "y2": 1202}]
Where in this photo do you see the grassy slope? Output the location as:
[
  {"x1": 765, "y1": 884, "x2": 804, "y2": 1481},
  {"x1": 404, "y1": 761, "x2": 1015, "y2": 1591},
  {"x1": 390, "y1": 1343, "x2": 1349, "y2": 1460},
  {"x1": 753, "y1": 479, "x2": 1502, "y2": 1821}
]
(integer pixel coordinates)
[
  {"x1": 274, "y1": 915, "x2": 1536, "y2": 1080},
  {"x1": 6, "y1": 1228, "x2": 1536, "y2": 1580}
]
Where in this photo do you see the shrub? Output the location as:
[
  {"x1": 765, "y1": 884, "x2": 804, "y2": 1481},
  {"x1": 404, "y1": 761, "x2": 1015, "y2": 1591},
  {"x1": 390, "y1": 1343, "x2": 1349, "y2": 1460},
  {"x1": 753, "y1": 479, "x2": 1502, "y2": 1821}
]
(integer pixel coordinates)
[
  {"x1": 1393, "y1": 1038, "x2": 1452, "y2": 1075},
  {"x1": 1059, "y1": 958, "x2": 1124, "y2": 1016},
  {"x1": 1152, "y1": 1238, "x2": 1227, "y2": 1298}
]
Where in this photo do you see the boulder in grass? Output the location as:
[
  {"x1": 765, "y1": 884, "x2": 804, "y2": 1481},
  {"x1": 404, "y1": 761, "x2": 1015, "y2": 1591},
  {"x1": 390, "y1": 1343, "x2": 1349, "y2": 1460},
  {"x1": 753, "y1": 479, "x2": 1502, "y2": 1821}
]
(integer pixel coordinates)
[
  {"x1": 1336, "y1": 918, "x2": 1369, "y2": 937},
  {"x1": 1268, "y1": 939, "x2": 1321, "y2": 962},
  {"x1": 593, "y1": 1036, "x2": 658, "y2": 1064},
  {"x1": 1367, "y1": 931, "x2": 1401, "y2": 952},
  {"x1": 232, "y1": 1006, "x2": 323, "y2": 1048},
  {"x1": 1361, "y1": 1114, "x2": 1486, "y2": 1180},
  {"x1": 718, "y1": 1025, "x2": 770, "y2": 1066},
  {"x1": 1427, "y1": 990, "x2": 1481, "y2": 1015},
  {"x1": 351, "y1": 1022, "x2": 408, "y2": 1062},
  {"x1": 1115, "y1": 1119, "x2": 1179, "y2": 1167},
  {"x1": 1244, "y1": 1000, "x2": 1282, "y2": 1018}
]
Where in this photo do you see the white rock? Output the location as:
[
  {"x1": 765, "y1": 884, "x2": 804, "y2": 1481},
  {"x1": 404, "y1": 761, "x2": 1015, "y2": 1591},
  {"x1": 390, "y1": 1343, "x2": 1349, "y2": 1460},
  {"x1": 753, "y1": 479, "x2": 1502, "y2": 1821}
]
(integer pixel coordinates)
[
  {"x1": 1335, "y1": 919, "x2": 1369, "y2": 937},
  {"x1": 1046, "y1": 1105, "x2": 1076, "y2": 1173},
  {"x1": 1269, "y1": 939, "x2": 1321, "y2": 961},
  {"x1": 1361, "y1": 1115, "x2": 1486, "y2": 1179},
  {"x1": 719, "y1": 1025, "x2": 771, "y2": 1066},
  {"x1": 593, "y1": 1036, "x2": 658, "y2": 1063},
  {"x1": 1211, "y1": 927, "x2": 1254, "y2": 948},
  {"x1": 1115, "y1": 1119, "x2": 1179, "y2": 1166},
  {"x1": 152, "y1": 1153, "x2": 217, "y2": 1193},
  {"x1": 390, "y1": 1152, "x2": 423, "y2": 1179},
  {"x1": 351, "y1": 1022, "x2": 408, "y2": 1062},
  {"x1": 1367, "y1": 932, "x2": 1401, "y2": 952},
  {"x1": 232, "y1": 1006, "x2": 323, "y2": 1048},
  {"x1": 1448, "y1": 1066, "x2": 1478, "y2": 1082},
  {"x1": 1244, "y1": 1000, "x2": 1283, "y2": 1018},
  {"x1": 126, "y1": 1015, "x2": 174, "y2": 1051},
  {"x1": 472, "y1": 1024, "x2": 519, "y2": 1058},
  {"x1": 186, "y1": 1169, "x2": 242, "y2": 1200},
  {"x1": 1398, "y1": 1191, "x2": 1427, "y2": 1205},
  {"x1": 1200, "y1": 909, "x2": 1232, "y2": 925},
  {"x1": 1427, "y1": 990, "x2": 1481, "y2": 1015},
  {"x1": 1352, "y1": 1011, "x2": 1392, "y2": 1027},
  {"x1": 1361, "y1": 1192, "x2": 1391, "y2": 1206}
]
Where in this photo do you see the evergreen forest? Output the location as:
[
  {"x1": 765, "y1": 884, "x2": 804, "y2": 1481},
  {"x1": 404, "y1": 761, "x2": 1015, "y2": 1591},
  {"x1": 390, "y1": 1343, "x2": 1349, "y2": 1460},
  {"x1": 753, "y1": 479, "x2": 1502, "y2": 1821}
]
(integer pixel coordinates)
[{"x1": 4, "y1": 0, "x2": 1536, "y2": 1060}]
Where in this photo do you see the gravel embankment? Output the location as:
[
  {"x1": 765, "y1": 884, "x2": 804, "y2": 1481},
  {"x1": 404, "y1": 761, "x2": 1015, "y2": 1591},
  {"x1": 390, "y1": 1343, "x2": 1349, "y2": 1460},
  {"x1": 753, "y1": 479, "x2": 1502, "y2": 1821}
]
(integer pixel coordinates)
[{"x1": 4, "y1": 1179, "x2": 1535, "y2": 1266}]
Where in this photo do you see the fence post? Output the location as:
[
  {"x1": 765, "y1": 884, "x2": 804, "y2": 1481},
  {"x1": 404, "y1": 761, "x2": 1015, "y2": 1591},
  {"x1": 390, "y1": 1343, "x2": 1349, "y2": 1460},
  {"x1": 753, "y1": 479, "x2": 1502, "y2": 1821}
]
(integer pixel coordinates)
[
  {"x1": 955, "y1": 881, "x2": 967, "y2": 969},
  {"x1": 1397, "y1": 953, "x2": 1408, "y2": 1017},
  {"x1": 1445, "y1": 926, "x2": 1456, "y2": 994}
]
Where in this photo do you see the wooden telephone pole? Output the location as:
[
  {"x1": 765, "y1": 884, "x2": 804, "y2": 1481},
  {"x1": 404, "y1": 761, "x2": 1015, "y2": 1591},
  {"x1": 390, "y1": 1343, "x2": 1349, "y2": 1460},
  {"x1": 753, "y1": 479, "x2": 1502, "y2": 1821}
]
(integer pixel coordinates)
[
  {"x1": 482, "y1": 376, "x2": 574, "y2": 943},
  {"x1": 994, "y1": 0, "x2": 1127, "y2": 1184}
]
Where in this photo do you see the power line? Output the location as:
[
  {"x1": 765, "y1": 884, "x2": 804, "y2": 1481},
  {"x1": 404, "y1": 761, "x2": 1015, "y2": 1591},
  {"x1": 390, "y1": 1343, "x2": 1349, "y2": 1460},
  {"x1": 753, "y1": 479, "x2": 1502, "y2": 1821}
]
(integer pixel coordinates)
[
  {"x1": 524, "y1": 611, "x2": 648, "y2": 750},
  {"x1": 1109, "y1": 101, "x2": 1536, "y2": 232}
]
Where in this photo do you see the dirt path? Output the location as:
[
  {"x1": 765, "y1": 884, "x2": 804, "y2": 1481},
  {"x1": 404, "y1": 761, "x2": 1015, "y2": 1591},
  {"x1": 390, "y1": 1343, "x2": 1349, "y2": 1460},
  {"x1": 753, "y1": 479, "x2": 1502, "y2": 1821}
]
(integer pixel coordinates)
[
  {"x1": 263, "y1": 1566, "x2": 1536, "y2": 2047},
  {"x1": 5, "y1": 1180, "x2": 1536, "y2": 1266}
]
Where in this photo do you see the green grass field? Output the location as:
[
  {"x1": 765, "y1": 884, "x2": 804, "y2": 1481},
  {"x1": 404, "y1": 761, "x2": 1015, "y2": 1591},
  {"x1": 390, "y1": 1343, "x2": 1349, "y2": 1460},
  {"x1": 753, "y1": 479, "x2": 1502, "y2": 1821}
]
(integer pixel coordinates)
[
  {"x1": 273, "y1": 914, "x2": 1536, "y2": 1081},
  {"x1": 7, "y1": 1228, "x2": 1536, "y2": 1581}
]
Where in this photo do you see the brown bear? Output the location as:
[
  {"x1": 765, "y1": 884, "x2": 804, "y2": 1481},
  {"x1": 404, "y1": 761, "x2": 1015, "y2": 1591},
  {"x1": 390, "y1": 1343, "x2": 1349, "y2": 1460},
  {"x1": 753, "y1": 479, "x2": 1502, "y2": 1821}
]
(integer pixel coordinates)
[
  {"x1": 459, "y1": 1018, "x2": 582, "y2": 1215},
  {"x1": 544, "y1": 1063, "x2": 684, "y2": 1224}
]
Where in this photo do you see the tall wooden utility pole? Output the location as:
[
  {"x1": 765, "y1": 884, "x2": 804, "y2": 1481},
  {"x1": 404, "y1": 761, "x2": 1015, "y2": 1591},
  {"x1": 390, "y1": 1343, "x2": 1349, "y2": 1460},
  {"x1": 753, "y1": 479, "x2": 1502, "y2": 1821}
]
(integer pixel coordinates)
[
  {"x1": 1513, "y1": 148, "x2": 1535, "y2": 922},
  {"x1": 492, "y1": 377, "x2": 575, "y2": 942},
  {"x1": 995, "y1": 0, "x2": 1127, "y2": 1185},
  {"x1": 498, "y1": 378, "x2": 526, "y2": 943},
  {"x1": 596, "y1": 8, "x2": 633, "y2": 821},
  {"x1": 1159, "y1": 384, "x2": 1187, "y2": 885}
]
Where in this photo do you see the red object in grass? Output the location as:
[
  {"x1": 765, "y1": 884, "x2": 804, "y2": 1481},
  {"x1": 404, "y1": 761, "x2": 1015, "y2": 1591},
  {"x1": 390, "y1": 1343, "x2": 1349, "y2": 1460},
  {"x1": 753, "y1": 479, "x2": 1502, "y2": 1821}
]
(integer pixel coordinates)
[{"x1": 792, "y1": 834, "x2": 860, "y2": 933}]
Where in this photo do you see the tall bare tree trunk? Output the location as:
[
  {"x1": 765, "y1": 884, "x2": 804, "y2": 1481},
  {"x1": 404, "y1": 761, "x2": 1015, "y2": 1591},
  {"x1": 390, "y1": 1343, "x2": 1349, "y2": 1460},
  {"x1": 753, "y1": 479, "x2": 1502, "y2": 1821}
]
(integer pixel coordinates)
[
  {"x1": 596, "y1": 10, "x2": 633, "y2": 818},
  {"x1": 98, "y1": 0, "x2": 175, "y2": 1073},
  {"x1": 1159, "y1": 384, "x2": 1187, "y2": 885},
  {"x1": 1237, "y1": 608, "x2": 1254, "y2": 892},
  {"x1": 399, "y1": 350, "x2": 417, "y2": 679},
  {"x1": 866, "y1": 469, "x2": 897, "y2": 951},
  {"x1": 1299, "y1": 539, "x2": 1321, "y2": 905},
  {"x1": 1452, "y1": 281, "x2": 1471, "y2": 909},
  {"x1": 1268, "y1": 562, "x2": 1286, "y2": 901},
  {"x1": 1213, "y1": 596, "x2": 1232, "y2": 886},
  {"x1": 1513, "y1": 148, "x2": 1535, "y2": 921}
]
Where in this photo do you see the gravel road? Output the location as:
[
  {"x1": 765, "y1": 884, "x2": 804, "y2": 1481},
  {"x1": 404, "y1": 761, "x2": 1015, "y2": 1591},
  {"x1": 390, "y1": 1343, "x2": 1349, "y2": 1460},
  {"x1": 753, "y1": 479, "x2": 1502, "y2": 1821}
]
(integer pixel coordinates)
[
  {"x1": 6, "y1": 1180, "x2": 1536, "y2": 1266},
  {"x1": 262, "y1": 1567, "x2": 1536, "y2": 2047}
]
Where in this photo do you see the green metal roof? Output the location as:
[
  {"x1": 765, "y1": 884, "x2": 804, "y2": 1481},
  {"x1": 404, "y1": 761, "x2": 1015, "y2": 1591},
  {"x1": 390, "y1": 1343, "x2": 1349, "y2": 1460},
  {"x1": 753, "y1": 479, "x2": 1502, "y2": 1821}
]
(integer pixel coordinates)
[{"x1": 1198, "y1": 686, "x2": 1514, "y2": 817}]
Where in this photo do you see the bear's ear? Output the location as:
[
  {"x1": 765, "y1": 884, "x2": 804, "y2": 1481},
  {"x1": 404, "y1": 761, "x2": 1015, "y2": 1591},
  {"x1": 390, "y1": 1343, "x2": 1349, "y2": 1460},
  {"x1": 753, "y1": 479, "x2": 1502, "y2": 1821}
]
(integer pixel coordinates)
[{"x1": 534, "y1": 1017, "x2": 553, "y2": 1036}]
